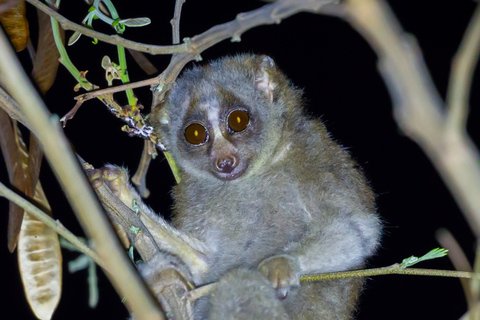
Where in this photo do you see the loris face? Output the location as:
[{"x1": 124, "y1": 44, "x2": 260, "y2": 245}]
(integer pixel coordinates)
[
  {"x1": 180, "y1": 94, "x2": 260, "y2": 181},
  {"x1": 154, "y1": 55, "x2": 298, "y2": 182}
]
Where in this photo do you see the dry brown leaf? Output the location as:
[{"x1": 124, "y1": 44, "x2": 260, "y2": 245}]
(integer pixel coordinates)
[
  {"x1": 31, "y1": 8, "x2": 64, "y2": 94},
  {"x1": 0, "y1": 108, "x2": 25, "y2": 252},
  {"x1": 128, "y1": 49, "x2": 158, "y2": 76},
  {"x1": 18, "y1": 183, "x2": 62, "y2": 320},
  {"x1": 0, "y1": 0, "x2": 29, "y2": 52},
  {"x1": 26, "y1": 132, "x2": 43, "y2": 197}
]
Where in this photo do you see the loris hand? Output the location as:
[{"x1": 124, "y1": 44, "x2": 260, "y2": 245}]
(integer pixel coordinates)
[{"x1": 258, "y1": 255, "x2": 300, "y2": 300}]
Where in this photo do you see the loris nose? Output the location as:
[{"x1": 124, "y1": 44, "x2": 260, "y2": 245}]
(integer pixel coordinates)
[{"x1": 215, "y1": 154, "x2": 238, "y2": 174}]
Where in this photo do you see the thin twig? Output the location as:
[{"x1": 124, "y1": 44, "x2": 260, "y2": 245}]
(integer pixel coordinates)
[
  {"x1": 131, "y1": 141, "x2": 153, "y2": 198},
  {"x1": 301, "y1": 265, "x2": 477, "y2": 281},
  {"x1": 0, "y1": 28, "x2": 164, "y2": 320},
  {"x1": 26, "y1": 0, "x2": 187, "y2": 54},
  {"x1": 74, "y1": 77, "x2": 159, "y2": 103},
  {"x1": 187, "y1": 264, "x2": 479, "y2": 302},
  {"x1": 0, "y1": 180, "x2": 105, "y2": 268},
  {"x1": 75, "y1": 0, "x2": 339, "y2": 108},
  {"x1": 171, "y1": 0, "x2": 186, "y2": 45},
  {"x1": 446, "y1": 3, "x2": 480, "y2": 132},
  {"x1": 0, "y1": 86, "x2": 30, "y2": 130}
]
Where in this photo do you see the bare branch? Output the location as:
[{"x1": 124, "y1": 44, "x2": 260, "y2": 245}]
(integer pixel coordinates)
[
  {"x1": 435, "y1": 229, "x2": 473, "y2": 307},
  {"x1": 74, "y1": 77, "x2": 159, "y2": 103},
  {"x1": 74, "y1": 0, "x2": 338, "y2": 105},
  {"x1": 26, "y1": 0, "x2": 187, "y2": 55},
  {"x1": 446, "y1": 3, "x2": 480, "y2": 132},
  {"x1": 85, "y1": 164, "x2": 162, "y2": 261},
  {"x1": 343, "y1": 0, "x2": 480, "y2": 238},
  {"x1": 0, "y1": 28, "x2": 164, "y2": 320},
  {"x1": 171, "y1": 0, "x2": 186, "y2": 45},
  {"x1": 0, "y1": 180, "x2": 105, "y2": 268},
  {"x1": 0, "y1": 85, "x2": 30, "y2": 129},
  {"x1": 132, "y1": 141, "x2": 154, "y2": 198},
  {"x1": 152, "y1": 0, "x2": 338, "y2": 105}
]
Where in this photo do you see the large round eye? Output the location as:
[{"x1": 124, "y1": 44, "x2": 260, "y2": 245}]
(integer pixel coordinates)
[
  {"x1": 228, "y1": 110, "x2": 249, "y2": 133},
  {"x1": 185, "y1": 123, "x2": 208, "y2": 145}
]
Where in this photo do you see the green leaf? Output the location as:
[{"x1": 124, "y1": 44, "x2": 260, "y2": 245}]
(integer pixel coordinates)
[
  {"x1": 119, "y1": 17, "x2": 151, "y2": 27},
  {"x1": 68, "y1": 31, "x2": 82, "y2": 46},
  {"x1": 401, "y1": 248, "x2": 449, "y2": 268},
  {"x1": 128, "y1": 246, "x2": 134, "y2": 261},
  {"x1": 101, "y1": 56, "x2": 111, "y2": 70},
  {"x1": 68, "y1": 254, "x2": 90, "y2": 272},
  {"x1": 132, "y1": 199, "x2": 139, "y2": 214},
  {"x1": 112, "y1": 18, "x2": 121, "y2": 27},
  {"x1": 130, "y1": 225, "x2": 140, "y2": 234}
]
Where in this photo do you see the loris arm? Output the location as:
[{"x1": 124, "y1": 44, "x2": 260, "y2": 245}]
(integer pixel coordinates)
[
  {"x1": 87, "y1": 164, "x2": 210, "y2": 281},
  {"x1": 284, "y1": 205, "x2": 381, "y2": 274},
  {"x1": 259, "y1": 204, "x2": 380, "y2": 297}
]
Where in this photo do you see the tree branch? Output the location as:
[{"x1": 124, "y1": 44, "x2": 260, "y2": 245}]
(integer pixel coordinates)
[
  {"x1": 188, "y1": 263, "x2": 479, "y2": 302},
  {"x1": 75, "y1": 0, "x2": 339, "y2": 105},
  {"x1": 26, "y1": 0, "x2": 187, "y2": 54},
  {"x1": 0, "y1": 28, "x2": 164, "y2": 320},
  {"x1": 343, "y1": 0, "x2": 480, "y2": 238},
  {"x1": 446, "y1": 3, "x2": 480, "y2": 132},
  {"x1": 171, "y1": 0, "x2": 186, "y2": 45},
  {"x1": 153, "y1": 0, "x2": 338, "y2": 104}
]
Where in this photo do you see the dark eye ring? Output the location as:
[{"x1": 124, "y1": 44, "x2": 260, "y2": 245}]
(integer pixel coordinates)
[
  {"x1": 185, "y1": 123, "x2": 209, "y2": 145},
  {"x1": 227, "y1": 110, "x2": 250, "y2": 133}
]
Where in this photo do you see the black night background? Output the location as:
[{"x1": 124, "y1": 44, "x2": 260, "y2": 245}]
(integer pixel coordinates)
[{"x1": 0, "y1": 1, "x2": 478, "y2": 319}]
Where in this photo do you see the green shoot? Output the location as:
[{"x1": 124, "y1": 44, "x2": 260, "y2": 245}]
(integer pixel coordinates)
[{"x1": 401, "y1": 248, "x2": 449, "y2": 268}]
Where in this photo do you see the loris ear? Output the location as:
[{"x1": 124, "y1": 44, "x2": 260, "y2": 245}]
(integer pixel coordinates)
[{"x1": 255, "y1": 55, "x2": 277, "y2": 103}]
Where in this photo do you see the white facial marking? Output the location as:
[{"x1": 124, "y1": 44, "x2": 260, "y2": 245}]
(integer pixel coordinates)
[{"x1": 199, "y1": 101, "x2": 224, "y2": 141}]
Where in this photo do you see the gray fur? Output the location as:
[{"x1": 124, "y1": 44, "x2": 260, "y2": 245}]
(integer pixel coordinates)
[
  {"x1": 151, "y1": 54, "x2": 381, "y2": 319},
  {"x1": 209, "y1": 269, "x2": 289, "y2": 320}
]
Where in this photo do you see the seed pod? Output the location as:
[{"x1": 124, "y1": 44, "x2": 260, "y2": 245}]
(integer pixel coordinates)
[{"x1": 18, "y1": 183, "x2": 62, "y2": 320}]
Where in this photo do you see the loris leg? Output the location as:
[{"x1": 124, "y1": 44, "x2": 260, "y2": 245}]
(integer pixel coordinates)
[
  {"x1": 284, "y1": 278, "x2": 364, "y2": 320},
  {"x1": 87, "y1": 164, "x2": 201, "y2": 319},
  {"x1": 209, "y1": 268, "x2": 289, "y2": 320},
  {"x1": 86, "y1": 164, "x2": 211, "y2": 282}
]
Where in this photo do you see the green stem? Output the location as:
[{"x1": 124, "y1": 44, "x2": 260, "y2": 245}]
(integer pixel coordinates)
[
  {"x1": 300, "y1": 264, "x2": 477, "y2": 282},
  {"x1": 117, "y1": 45, "x2": 136, "y2": 108},
  {"x1": 47, "y1": 0, "x2": 91, "y2": 88},
  {"x1": 164, "y1": 152, "x2": 181, "y2": 183}
]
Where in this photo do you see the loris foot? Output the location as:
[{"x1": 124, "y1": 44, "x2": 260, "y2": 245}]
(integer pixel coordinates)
[
  {"x1": 258, "y1": 255, "x2": 300, "y2": 300},
  {"x1": 86, "y1": 164, "x2": 137, "y2": 207},
  {"x1": 140, "y1": 254, "x2": 195, "y2": 319}
]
